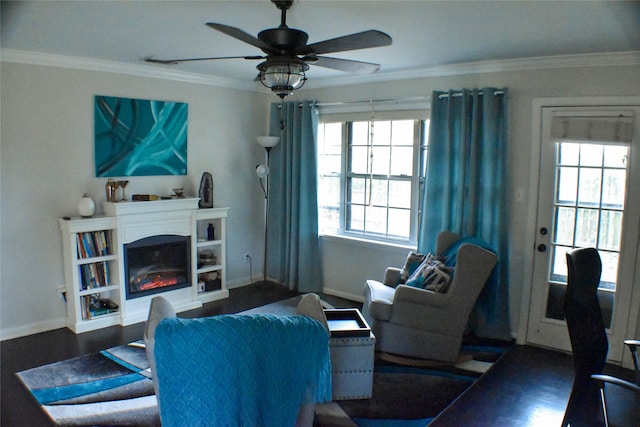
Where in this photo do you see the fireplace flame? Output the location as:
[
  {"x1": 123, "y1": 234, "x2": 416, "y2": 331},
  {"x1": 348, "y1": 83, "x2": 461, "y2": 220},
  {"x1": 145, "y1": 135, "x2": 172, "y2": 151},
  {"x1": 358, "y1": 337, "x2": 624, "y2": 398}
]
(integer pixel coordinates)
[{"x1": 131, "y1": 265, "x2": 186, "y2": 292}]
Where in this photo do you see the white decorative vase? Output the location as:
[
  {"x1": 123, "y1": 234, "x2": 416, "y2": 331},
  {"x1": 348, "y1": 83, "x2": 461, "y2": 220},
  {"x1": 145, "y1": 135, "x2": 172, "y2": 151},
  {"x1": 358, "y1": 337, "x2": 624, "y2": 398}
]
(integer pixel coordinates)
[{"x1": 78, "y1": 193, "x2": 95, "y2": 218}]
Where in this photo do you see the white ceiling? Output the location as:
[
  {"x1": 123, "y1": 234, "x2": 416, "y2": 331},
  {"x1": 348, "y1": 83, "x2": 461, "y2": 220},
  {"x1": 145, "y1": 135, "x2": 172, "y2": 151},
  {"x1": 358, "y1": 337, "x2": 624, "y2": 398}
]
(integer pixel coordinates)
[{"x1": 2, "y1": 1, "x2": 639, "y2": 90}]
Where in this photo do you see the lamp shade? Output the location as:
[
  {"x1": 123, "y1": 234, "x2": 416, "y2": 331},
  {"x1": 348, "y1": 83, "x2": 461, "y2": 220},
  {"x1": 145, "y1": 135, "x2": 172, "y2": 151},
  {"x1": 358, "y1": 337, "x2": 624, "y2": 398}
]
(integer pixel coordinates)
[{"x1": 256, "y1": 136, "x2": 280, "y2": 148}]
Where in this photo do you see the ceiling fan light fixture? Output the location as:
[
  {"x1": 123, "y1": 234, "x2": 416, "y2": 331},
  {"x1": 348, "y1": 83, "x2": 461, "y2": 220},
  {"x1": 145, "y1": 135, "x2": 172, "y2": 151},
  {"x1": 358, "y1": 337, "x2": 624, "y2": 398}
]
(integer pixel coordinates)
[{"x1": 258, "y1": 59, "x2": 308, "y2": 98}]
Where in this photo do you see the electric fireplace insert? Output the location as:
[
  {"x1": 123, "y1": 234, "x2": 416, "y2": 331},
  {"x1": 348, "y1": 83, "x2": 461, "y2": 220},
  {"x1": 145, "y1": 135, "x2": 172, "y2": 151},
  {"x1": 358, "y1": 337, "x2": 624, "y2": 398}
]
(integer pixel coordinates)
[{"x1": 124, "y1": 234, "x2": 191, "y2": 299}]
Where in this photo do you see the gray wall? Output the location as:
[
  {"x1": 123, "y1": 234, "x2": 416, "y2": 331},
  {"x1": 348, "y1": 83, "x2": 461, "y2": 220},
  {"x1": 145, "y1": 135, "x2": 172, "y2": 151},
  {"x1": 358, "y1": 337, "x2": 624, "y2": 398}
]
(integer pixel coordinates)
[
  {"x1": 2, "y1": 57, "x2": 639, "y2": 343},
  {"x1": 0, "y1": 61, "x2": 272, "y2": 339}
]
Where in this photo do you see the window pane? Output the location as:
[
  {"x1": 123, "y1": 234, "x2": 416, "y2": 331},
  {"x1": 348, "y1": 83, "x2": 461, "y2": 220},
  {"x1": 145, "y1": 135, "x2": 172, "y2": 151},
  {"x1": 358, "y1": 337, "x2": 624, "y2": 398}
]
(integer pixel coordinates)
[
  {"x1": 370, "y1": 179, "x2": 388, "y2": 206},
  {"x1": 350, "y1": 146, "x2": 369, "y2": 174},
  {"x1": 319, "y1": 154, "x2": 341, "y2": 175},
  {"x1": 549, "y1": 245, "x2": 571, "y2": 282},
  {"x1": 580, "y1": 144, "x2": 603, "y2": 167},
  {"x1": 322, "y1": 123, "x2": 342, "y2": 153},
  {"x1": 390, "y1": 146, "x2": 413, "y2": 176},
  {"x1": 577, "y1": 168, "x2": 602, "y2": 207},
  {"x1": 319, "y1": 176, "x2": 340, "y2": 208},
  {"x1": 554, "y1": 206, "x2": 575, "y2": 245},
  {"x1": 366, "y1": 206, "x2": 387, "y2": 234},
  {"x1": 558, "y1": 143, "x2": 580, "y2": 166},
  {"x1": 598, "y1": 210, "x2": 623, "y2": 251},
  {"x1": 599, "y1": 251, "x2": 618, "y2": 290},
  {"x1": 602, "y1": 168, "x2": 626, "y2": 209},
  {"x1": 372, "y1": 121, "x2": 391, "y2": 146},
  {"x1": 319, "y1": 206, "x2": 339, "y2": 233},
  {"x1": 348, "y1": 177, "x2": 366, "y2": 205},
  {"x1": 389, "y1": 180, "x2": 411, "y2": 209},
  {"x1": 388, "y1": 208, "x2": 410, "y2": 239},
  {"x1": 347, "y1": 204, "x2": 364, "y2": 232},
  {"x1": 557, "y1": 166, "x2": 578, "y2": 205},
  {"x1": 352, "y1": 122, "x2": 369, "y2": 144},
  {"x1": 371, "y1": 145, "x2": 390, "y2": 175},
  {"x1": 603, "y1": 145, "x2": 628, "y2": 168},
  {"x1": 391, "y1": 120, "x2": 414, "y2": 146},
  {"x1": 575, "y1": 208, "x2": 599, "y2": 247}
]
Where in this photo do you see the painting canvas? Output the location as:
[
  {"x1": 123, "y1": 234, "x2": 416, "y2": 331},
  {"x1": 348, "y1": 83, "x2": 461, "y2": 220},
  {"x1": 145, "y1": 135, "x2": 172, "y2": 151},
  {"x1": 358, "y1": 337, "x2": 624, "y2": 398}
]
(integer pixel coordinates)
[{"x1": 94, "y1": 95, "x2": 188, "y2": 177}]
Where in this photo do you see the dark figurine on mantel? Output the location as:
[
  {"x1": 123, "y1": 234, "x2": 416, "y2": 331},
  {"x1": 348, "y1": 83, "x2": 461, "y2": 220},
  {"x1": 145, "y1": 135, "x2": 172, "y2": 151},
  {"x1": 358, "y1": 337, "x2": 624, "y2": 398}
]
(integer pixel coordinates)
[{"x1": 199, "y1": 172, "x2": 213, "y2": 208}]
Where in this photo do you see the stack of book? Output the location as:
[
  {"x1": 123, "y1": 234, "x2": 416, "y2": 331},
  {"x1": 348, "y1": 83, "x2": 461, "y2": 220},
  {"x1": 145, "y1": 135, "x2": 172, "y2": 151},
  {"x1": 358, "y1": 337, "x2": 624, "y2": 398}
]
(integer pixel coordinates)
[
  {"x1": 78, "y1": 263, "x2": 111, "y2": 290},
  {"x1": 76, "y1": 231, "x2": 111, "y2": 259}
]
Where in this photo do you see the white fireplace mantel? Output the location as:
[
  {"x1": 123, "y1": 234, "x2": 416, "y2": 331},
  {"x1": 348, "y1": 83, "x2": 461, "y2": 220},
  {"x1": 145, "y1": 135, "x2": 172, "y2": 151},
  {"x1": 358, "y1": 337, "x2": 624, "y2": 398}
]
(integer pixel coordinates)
[
  {"x1": 105, "y1": 198, "x2": 227, "y2": 326},
  {"x1": 59, "y1": 198, "x2": 229, "y2": 333},
  {"x1": 103, "y1": 197, "x2": 200, "y2": 216}
]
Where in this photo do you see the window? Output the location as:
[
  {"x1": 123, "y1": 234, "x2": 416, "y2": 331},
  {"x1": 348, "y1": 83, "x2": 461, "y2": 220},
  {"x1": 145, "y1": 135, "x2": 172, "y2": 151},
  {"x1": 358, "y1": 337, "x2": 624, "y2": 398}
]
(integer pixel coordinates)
[{"x1": 318, "y1": 114, "x2": 429, "y2": 245}]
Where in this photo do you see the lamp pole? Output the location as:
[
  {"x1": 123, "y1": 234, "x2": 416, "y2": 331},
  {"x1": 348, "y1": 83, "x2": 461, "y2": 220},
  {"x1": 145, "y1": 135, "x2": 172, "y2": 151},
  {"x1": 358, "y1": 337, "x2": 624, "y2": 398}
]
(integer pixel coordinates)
[
  {"x1": 262, "y1": 146, "x2": 272, "y2": 285},
  {"x1": 256, "y1": 136, "x2": 280, "y2": 285}
]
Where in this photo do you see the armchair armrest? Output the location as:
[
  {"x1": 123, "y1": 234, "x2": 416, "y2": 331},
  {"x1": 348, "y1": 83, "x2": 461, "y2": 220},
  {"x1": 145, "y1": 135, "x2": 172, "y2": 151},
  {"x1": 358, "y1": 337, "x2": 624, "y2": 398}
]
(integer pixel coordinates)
[
  {"x1": 393, "y1": 285, "x2": 451, "y2": 308},
  {"x1": 383, "y1": 267, "x2": 402, "y2": 286}
]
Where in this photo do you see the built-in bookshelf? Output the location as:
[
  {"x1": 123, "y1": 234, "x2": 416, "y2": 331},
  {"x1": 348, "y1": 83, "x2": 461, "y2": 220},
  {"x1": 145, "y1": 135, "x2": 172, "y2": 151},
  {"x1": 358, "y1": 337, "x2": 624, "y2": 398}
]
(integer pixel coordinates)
[
  {"x1": 59, "y1": 216, "x2": 120, "y2": 332},
  {"x1": 192, "y1": 208, "x2": 229, "y2": 303}
]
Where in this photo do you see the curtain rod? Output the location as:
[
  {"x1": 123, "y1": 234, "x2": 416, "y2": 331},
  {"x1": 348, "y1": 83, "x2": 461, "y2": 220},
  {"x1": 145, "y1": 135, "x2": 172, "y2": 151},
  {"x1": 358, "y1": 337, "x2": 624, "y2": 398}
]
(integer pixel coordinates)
[
  {"x1": 276, "y1": 96, "x2": 429, "y2": 109},
  {"x1": 437, "y1": 89, "x2": 505, "y2": 99},
  {"x1": 276, "y1": 90, "x2": 505, "y2": 109},
  {"x1": 315, "y1": 96, "x2": 429, "y2": 108}
]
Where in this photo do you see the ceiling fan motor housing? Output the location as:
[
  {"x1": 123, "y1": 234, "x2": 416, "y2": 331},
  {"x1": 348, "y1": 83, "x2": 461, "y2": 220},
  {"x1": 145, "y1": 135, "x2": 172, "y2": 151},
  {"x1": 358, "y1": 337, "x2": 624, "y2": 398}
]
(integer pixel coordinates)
[{"x1": 258, "y1": 28, "x2": 308, "y2": 53}]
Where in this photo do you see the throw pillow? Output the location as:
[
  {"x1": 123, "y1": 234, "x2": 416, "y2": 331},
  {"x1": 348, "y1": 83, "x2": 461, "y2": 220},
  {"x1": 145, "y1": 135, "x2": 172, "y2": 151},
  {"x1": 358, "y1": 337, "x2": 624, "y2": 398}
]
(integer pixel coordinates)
[
  {"x1": 405, "y1": 254, "x2": 453, "y2": 292},
  {"x1": 399, "y1": 251, "x2": 428, "y2": 284},
  {"x1": 424, "y1": 263, "x2": 453, "y2": 293}
]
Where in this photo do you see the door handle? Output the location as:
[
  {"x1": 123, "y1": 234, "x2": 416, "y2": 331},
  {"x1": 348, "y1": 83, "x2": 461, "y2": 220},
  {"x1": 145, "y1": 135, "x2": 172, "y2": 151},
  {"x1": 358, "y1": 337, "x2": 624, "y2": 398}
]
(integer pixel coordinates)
[
  {"x1": 540, "y1": 227, "x2": 548, "y2": 235},
  {"x1": 537, "y1": 244, "x2": 547, "y2": 252}
]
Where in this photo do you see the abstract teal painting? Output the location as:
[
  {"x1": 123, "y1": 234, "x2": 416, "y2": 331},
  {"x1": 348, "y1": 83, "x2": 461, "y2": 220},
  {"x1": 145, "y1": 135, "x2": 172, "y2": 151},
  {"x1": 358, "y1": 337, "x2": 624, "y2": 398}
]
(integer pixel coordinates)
[{"x1": 94, "y1": 95, "x2": 188, "y2": 177}]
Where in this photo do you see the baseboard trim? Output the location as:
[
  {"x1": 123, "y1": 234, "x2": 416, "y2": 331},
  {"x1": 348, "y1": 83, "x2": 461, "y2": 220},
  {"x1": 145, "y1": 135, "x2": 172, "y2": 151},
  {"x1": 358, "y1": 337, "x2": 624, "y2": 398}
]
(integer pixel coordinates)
[
  {"x1": 1, "y1": 317, "x2": 67, "y2": 341},
  {"x1": 322, "y1": 287, "x2": 364, "y2": 304}
]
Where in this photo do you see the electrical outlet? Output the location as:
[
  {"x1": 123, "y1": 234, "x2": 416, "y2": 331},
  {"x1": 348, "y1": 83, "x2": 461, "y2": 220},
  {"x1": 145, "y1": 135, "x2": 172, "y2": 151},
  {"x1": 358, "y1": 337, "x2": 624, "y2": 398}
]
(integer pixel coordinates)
[
  {"x1": 56, "y1": 286, "x2": 67, "y2": 302},
  {"x1": 245, "y1": 253, "x2": 251, "y2": 262}
]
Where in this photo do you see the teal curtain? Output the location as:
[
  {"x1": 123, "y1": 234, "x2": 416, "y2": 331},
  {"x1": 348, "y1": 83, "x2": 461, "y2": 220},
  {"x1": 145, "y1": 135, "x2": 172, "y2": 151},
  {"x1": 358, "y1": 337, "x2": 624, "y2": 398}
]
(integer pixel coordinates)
[
  {"x1": 418, "y1": 88, "x2": 511, "y2": 341},
  {"x1": 266, "y1": 101, "x2": 323, "y2": 292}
]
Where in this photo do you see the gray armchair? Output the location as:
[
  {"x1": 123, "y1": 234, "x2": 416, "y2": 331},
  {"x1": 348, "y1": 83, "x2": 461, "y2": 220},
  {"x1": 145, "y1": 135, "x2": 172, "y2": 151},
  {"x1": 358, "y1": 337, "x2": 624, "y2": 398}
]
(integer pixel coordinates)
[{"x1": 362, "y1": 231, "x2": 498, "y2": 363}]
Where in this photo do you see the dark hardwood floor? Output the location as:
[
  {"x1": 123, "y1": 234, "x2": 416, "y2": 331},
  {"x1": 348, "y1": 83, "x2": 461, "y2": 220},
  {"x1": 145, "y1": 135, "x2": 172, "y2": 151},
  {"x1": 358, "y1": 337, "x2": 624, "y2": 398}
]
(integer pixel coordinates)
[
  {"x1": 1, "y1": 283, "x2": 354, "y2": 427},
  {"x1": 2, "y1": 284, "x2": 638, "y2": 426},
  {"x1": 431, "y1": 343, "x2": 639, "y2": 427}
]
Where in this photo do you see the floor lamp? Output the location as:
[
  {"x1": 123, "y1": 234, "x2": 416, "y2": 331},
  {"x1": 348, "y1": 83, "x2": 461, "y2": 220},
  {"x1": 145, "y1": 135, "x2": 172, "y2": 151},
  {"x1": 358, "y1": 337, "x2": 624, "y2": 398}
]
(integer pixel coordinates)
[{"x1": 256, "y1": 136, "x2": 280, "y2": 285}]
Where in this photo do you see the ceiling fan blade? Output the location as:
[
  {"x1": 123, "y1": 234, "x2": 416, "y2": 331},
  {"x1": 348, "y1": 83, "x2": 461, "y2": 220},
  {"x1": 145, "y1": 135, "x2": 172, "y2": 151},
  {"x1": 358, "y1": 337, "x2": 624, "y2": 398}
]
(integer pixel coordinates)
[
  {"x1": 299, "y1": 30, "x2": 392, "y2": 55},
  {"x1": 145, "y1": 55, "x2": 264, "y2": 65},
  {"x1": 206, "y1": 23, "x2": 276, "y2": 53},
  {"x1": 307, "y1": 56, "x2": 381, "y2": 74}
]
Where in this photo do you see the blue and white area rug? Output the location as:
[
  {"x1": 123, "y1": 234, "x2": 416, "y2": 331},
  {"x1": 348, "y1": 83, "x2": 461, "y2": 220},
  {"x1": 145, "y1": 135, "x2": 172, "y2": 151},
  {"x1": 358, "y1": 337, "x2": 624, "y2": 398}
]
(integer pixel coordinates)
[
  {"x1": 16, "y1": 297, "x2": 510, "y2": 426},
  {"x1": 16, "y1": 342, "x2": 160, "y2": 426}
]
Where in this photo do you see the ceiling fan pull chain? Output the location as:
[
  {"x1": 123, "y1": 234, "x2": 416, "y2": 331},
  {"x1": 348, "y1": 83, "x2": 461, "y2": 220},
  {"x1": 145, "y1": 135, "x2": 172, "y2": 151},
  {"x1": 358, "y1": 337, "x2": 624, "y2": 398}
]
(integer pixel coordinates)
[{"x1": 368, "y1": 101, "x2": 375, "y2": 207}]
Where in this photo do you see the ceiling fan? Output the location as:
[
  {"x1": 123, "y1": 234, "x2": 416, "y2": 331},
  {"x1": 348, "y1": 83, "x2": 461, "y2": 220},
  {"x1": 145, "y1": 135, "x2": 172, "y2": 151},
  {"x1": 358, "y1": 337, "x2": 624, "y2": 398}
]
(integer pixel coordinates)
[{"x1": 145, "y1": 0, "x2": 392, "y2": 98}]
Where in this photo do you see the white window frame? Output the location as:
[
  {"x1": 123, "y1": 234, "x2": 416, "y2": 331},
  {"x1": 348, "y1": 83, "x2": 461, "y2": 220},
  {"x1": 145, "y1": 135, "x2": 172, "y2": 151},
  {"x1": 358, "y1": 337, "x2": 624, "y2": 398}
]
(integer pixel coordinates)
[{"x1": 317, "y1": 107, "x2": 429, "y2": 246}]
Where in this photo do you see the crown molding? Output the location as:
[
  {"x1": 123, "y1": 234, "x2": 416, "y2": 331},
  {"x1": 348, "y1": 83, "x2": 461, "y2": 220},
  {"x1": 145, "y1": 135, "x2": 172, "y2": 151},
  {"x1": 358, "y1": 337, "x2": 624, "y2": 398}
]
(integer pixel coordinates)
[
  {"x1": 2, "y1": 49, "x2": 638, "y2": 92},
  {"x1": 0, "y1": 49, "x2": 259, "y2": 92},
  {"x1": 304, "y1": 51, "x2": 640, "y2": 90}
]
